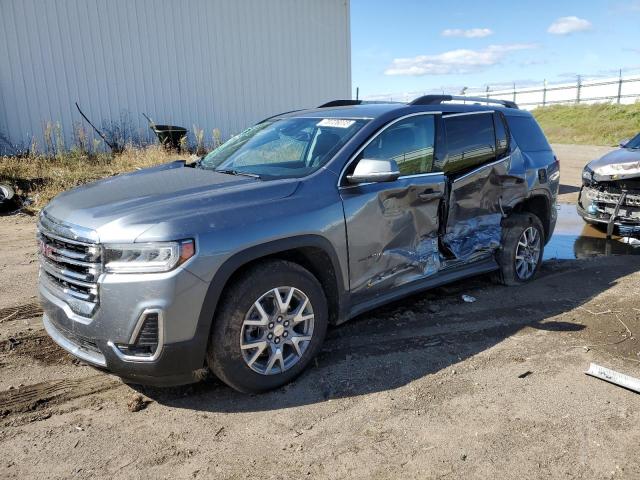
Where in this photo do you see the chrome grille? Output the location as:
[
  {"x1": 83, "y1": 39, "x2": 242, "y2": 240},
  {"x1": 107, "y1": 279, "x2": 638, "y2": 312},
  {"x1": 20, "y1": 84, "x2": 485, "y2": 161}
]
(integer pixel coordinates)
[{"x1": 37, "y1": 228, "x2": 102, "y2": 312}]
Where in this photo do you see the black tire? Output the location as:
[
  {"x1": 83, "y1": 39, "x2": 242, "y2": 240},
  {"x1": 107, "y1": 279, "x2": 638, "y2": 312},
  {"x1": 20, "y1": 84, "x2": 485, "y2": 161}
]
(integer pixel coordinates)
[
  {"x1": 494, "y1": 212, "x2": 545, "y2": 286},
  {"x1": 207, "y1": 260, "x2": 328, "y2": 393}
]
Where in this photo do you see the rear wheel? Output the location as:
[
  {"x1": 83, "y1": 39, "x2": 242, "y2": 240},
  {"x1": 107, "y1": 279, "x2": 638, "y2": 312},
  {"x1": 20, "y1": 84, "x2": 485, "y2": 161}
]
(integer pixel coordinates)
[
  {"x1": 494, "y1": 213, "x2": 545, "y2": 286},
  {"x1": 207, "y1": 260, "x2": 328, "y2": 393}
]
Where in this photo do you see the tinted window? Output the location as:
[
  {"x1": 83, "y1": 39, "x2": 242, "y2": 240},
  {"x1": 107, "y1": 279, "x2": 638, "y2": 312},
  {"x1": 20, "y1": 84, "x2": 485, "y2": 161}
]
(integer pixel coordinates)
[
  {"x1": 360, "y1": 115, "x2": 435, "y2": 176},
  {"x1": 494, "y1": 113, "x2": 509, "y2": 158},
  {"x1": 443, "y1": 113, "x2": 496, "y2": 174},
  {"x1": 506, "y1": 116, "x2": 551, "y2": 152}
]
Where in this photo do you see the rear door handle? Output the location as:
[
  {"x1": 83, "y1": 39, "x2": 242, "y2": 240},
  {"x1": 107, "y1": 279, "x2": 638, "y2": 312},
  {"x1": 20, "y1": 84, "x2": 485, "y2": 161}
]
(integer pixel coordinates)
[{"x1": 418, "y1": 190, "x2": 443, "y2": 201}]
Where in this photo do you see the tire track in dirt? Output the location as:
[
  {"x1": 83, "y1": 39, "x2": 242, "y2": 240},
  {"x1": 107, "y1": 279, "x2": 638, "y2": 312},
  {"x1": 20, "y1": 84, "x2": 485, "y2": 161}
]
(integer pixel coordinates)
[
  {"x1": 0, "y1": 333, "x2": 72, "y2": 364},
  {"x1": 0, "y1": 302, "x2": 42, "y2": 323},
  {"x1": 322, "y1": 299, "x2": 575, "y2": 358},
  {"x1": 0, "y1": 375, "x2": 121, "y2": 417}
]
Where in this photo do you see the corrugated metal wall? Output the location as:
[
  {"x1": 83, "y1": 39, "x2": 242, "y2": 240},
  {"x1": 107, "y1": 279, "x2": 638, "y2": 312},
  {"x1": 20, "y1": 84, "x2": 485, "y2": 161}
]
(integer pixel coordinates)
[{"x1": 0, "y1": 0, "x2": 351, "y2": 153}]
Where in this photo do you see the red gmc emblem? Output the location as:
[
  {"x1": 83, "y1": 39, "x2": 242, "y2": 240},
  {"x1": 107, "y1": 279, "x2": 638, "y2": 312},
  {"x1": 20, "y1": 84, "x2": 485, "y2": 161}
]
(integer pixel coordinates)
[{"x1": 39, "y1": 239, "x2": 54, "y2": 259}]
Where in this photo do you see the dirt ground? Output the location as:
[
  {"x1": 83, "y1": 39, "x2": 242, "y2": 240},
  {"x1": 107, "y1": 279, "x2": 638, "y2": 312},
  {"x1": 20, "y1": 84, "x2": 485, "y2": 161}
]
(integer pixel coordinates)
[{"x1": 1, "y1": 144, "x2": 639, "y2": 479}]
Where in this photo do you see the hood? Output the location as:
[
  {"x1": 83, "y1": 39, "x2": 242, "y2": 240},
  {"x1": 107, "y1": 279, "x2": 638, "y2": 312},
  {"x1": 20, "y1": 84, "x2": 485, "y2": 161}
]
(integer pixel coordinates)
[
  {"x1": 43, "y1": 161, "x2": 299, "y2": 242},
  {"x1": 588, "y1": 148, "x2": 640, "y2": 181}
]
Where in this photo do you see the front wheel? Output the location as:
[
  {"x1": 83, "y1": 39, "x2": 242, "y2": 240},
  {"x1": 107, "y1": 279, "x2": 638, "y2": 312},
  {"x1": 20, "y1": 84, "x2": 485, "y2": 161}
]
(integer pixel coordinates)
[
  {"x1": 207, "y1": 260, "x2": 328, "y2": 393},
  {"x1": 494, "y1": 213, "x2": 545, "y2": 286}
]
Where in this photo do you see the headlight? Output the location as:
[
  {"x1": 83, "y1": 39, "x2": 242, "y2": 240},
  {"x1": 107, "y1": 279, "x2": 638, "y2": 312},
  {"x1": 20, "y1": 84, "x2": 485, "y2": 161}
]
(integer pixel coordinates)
[
  {"x1": 104, "y1": 240, "x2": 195, "y2": 273},
  {"x1": 582, "y1": 166, "x2": 593, "y2": 182}
]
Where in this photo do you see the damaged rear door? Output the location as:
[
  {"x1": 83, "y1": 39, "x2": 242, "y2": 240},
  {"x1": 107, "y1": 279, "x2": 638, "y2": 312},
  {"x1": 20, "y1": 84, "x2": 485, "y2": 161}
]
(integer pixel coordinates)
[
  {"x1": 441, "y1": 111, "x2": 515, "y2": 261},
  {"x1": 339, "y1": 112, "x2": 446, "y2": 300}
]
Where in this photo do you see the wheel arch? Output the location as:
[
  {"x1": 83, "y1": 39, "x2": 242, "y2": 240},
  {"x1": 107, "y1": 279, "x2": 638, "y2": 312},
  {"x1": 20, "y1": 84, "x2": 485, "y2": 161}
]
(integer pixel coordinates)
[
  {"x1": 195, "y1": 236, "x2": 348, "y2": 351},
  {"x1": 511, "y1": 192, "x2": 553, "y2": 242}
]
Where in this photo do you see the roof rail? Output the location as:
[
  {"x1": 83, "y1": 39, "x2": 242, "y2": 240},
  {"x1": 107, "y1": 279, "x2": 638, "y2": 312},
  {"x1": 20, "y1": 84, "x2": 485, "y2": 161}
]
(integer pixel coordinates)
[
  {"x1": 318, "y1": 100, "x2": 362, "y2": 108},
  {"x1": 318, "y1": 99, "x2": 404, "y2": 108},
  {"x1": 409, "y1": 94, "x2": 518, "y2": 109},
  {"x1": 257, "y1": 109, "x2": 305, "y2": 124}
]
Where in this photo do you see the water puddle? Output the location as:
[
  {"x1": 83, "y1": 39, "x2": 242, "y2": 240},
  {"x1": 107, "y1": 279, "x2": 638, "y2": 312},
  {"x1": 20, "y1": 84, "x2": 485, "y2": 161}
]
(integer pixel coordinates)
[{"x1": 545, "y1": 204, "x2": 640, "y2": 260}]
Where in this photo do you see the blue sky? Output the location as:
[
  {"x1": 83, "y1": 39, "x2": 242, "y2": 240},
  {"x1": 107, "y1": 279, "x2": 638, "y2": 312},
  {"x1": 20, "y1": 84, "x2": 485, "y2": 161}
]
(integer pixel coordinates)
[{"x1": 350, "y1": 0, "x2": 640, "y2": 99}]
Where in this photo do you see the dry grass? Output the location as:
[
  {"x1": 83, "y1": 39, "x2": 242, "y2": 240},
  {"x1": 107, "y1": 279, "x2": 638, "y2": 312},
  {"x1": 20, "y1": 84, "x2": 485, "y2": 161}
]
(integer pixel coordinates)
[{"x1": 0, "y1": 145, "x2": 178, "y2": 210}]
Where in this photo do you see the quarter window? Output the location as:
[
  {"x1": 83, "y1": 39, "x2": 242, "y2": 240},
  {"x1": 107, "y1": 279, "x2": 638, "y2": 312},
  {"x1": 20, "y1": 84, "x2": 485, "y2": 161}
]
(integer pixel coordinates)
[
  {"x1": 494, "y1": 113, "x2": 510, "y2": 159},
  {"x1": 359, "y1": 115, "x2": 436, "y2": 176},
  {"x1": 443, "y1": 113, "x2": 496, "y2": 174}
]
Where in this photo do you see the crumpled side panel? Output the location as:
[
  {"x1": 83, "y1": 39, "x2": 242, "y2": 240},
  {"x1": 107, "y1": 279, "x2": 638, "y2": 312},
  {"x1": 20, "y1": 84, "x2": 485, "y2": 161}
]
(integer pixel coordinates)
[
  {"x1": 339, "y1": 177, "x2": 446, "y2": 299},
  {"x1": 444, "y1": 156, "x2": 527, "y2": 261},
  {"x1": 367, "y1": 236, "x2": 440, "y2": 288},
  {"x1": 443, "y1": 213, "x2": 502, "y2": 261}
]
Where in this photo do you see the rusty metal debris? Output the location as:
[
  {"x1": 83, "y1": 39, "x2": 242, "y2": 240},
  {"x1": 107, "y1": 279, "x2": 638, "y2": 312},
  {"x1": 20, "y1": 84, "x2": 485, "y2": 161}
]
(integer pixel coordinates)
[{"x1": 585, "y1": 363, "x2": 640, "y2": 394}]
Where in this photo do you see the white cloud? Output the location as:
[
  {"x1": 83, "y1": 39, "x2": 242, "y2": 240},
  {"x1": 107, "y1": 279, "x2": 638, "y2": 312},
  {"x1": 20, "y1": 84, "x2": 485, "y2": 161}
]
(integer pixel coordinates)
[
  {"x1": 441, "y1": 28, "x2": 493, "y2": 38},
  {"x1": 384, "y1": 44, "x2": 537, "y2": 76},
  {"x1": 547, "y1": 16, "x2": 592, "y2": 35}
]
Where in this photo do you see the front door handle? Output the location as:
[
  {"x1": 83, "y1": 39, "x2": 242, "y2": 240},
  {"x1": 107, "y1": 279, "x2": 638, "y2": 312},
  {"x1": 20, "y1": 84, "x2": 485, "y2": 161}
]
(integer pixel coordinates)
[{"x1": 418, "y1": 190, "x2": 443, "y2": 202}]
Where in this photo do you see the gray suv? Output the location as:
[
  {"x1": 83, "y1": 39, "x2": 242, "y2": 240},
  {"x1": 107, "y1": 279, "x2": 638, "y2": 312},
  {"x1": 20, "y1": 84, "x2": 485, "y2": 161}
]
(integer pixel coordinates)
[{"x1": 38, "y1": 96, "x2": 559, "y2": 393}]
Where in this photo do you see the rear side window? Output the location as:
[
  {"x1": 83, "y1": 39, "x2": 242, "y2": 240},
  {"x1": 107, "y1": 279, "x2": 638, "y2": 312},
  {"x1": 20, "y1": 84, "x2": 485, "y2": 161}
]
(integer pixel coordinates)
[
  {"x1": 360, "y1": 114, "x2": 435, "y2": 176},
  {"x1": 506, "y1": 115, "x2": 551, "y2": 152},
  {"x1": 442, "y1": 113, "x2": 496, "y2": 174}
]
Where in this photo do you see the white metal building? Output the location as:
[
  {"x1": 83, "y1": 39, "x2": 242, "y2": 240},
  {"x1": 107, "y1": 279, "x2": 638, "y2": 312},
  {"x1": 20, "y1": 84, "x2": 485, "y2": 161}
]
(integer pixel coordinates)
[{"x1": 0, "y1": 0, "x2": 351, "y2": 154}]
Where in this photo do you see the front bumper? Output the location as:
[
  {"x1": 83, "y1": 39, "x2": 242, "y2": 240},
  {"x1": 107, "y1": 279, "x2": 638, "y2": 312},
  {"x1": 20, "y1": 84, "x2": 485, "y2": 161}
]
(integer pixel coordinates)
[
  {"x1": 39, "y1": 266, "x2": 211, "y2": 386},
  {"x1": 577, "y1": 185, "x2": 640, "y2": 232}
]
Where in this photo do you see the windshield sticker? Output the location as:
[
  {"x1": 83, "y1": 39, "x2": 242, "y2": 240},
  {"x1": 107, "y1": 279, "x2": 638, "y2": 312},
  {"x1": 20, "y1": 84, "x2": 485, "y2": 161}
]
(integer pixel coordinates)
[{"x1": 317, "y1": 119, "x2": 356, "y2": 128}]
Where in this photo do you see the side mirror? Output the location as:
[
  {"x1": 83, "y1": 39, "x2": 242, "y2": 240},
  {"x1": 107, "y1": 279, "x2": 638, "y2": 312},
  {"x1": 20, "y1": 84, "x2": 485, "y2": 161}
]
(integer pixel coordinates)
[
  {"x1": 620, "y1": 139, "x2": 629, "y2": 148},
  {"x1": 346, "y1": 158, "x2": 400, "y2": 184}
]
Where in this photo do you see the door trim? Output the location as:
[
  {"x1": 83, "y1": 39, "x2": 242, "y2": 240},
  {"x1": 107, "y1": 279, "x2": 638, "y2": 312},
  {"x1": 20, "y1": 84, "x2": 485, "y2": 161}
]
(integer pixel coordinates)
[{"x1": 451, "y1": 156, "x2": 511, "y2": 184}]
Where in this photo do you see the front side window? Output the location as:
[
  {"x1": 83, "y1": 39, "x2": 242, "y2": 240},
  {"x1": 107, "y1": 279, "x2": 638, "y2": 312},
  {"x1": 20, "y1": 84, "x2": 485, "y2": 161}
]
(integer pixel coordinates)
[
  {"x1": 443, "y1": 113, "x2": 496, "y2": 174},
  {"x1": 358, "y1": 115, "x2": 436, "y2": 176},
  {"x1": 200, "y1": 117, "x2": 367, "y2": 179}
]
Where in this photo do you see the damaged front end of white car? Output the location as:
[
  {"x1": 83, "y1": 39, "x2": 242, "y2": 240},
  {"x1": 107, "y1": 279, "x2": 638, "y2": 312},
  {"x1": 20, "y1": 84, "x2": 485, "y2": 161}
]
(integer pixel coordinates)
[{"x1": 578, "y1": 133, "x2": 640, "y2": 236}]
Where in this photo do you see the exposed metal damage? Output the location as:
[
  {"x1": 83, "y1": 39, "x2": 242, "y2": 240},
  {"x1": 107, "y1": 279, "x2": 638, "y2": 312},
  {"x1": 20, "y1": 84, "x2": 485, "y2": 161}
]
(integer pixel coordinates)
[
  {"x1": 443, "y1": 214, "x2": 502, "y2": 261},
  {"x1": 366, "y1": 236, "x2": 441, "y2": 288}
]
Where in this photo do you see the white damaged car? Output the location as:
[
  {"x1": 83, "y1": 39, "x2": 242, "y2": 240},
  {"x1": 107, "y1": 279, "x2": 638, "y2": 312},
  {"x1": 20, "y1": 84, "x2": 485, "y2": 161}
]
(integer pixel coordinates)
[{"x1": 578, "y1": 133, "x2": 640, "y2": 235}]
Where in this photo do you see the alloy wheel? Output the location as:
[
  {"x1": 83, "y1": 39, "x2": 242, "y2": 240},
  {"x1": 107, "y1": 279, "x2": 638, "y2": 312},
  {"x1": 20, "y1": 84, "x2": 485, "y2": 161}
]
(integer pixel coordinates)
[
  {"x1": 240, "y1": 287, "x2": 315, "y2": 375},
  {"x1": 515, "y1": 226, "x2": 541, "y2": 280}
]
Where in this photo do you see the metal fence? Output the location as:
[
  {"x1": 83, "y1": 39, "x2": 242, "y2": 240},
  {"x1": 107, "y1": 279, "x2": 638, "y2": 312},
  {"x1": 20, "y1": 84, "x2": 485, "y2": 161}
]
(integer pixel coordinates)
[
  {"x1": 463, "y1": 73, "x2": 640, "y2": 110},
  {"x1": 365, "y1": 70, "x2": 640, "y2": 109}
]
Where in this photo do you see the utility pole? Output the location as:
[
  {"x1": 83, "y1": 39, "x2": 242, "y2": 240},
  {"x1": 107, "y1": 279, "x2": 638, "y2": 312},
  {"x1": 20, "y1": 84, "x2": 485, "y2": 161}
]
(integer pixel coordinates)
[{"x1": 542, "y1": 79, "x2": 547, "y2": 107}]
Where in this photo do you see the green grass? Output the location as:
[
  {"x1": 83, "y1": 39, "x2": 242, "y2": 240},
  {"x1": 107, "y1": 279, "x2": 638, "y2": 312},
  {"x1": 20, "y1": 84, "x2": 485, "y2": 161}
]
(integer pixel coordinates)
[{"x1": 532, "y1": 102, "x2": 640, "y2": 146}]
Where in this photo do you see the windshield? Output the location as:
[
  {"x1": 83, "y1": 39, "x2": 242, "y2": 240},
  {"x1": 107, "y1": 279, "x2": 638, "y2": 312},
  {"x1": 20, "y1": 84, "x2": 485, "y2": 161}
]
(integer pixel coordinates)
[
  {"x1": 625, "y1": 133, "x2": 640, "y2": 149},
  {"x1": 200, "y1": 117, "x2": 368, "y2": 179}
]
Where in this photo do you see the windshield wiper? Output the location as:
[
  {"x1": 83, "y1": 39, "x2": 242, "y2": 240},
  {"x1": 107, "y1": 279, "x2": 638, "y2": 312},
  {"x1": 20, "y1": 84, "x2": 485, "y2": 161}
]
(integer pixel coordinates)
[{"x1": 214, "y1": 169, "x2": 261, "y2": 179}]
